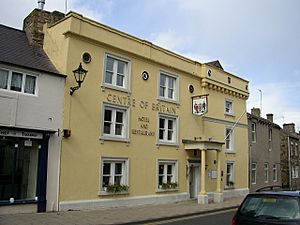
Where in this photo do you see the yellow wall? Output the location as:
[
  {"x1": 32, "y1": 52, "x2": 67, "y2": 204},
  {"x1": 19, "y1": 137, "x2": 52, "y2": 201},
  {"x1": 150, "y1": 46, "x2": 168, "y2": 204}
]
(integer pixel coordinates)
[{"x1": 44, "y1": 12, "x2": 249, "y2": 202}]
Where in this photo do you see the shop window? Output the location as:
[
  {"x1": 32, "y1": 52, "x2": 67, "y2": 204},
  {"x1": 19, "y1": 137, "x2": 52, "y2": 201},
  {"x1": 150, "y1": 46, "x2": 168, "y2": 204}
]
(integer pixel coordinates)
[
  {"x1": 0, "y1": 68, "x2": 38, "y2": 95},
  {"x1": 157, "y1": 160, "x2": 178, "y2": 190},
  {"x1": 0, "y1": 138, "x2": 40, "y2": 201}
]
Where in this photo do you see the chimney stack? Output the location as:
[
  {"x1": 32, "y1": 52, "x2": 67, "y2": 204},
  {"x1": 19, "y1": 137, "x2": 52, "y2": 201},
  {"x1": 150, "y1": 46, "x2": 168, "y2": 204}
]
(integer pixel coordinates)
[
  {"x1": 251, "y1": 107, "x2": 261, "y2": 117},
  {"x1": 38, "y1": 0, "x2": 45, "y2": 10},
  {"x1": 23, "y1": 9, "x2": 64, "y2": 47},
  {"x1": 266, "y1": 114, "x2": 273, "y2": 123},
  {"x1": 283, "y1": 123, "x2": 296, "y2": 134}
]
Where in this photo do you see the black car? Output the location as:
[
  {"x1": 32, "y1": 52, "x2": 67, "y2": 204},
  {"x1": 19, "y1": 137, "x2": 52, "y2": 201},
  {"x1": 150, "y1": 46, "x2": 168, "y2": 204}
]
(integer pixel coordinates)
[{"x1": 232, "y1": 191, "x2": 300, "y2": 225}]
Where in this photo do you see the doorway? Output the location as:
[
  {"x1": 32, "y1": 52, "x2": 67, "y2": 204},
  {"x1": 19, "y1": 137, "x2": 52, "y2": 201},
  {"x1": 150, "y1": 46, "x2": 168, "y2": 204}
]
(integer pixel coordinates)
[{"x1": 188, "y1": 161, "x2": 200, "y2": 199}]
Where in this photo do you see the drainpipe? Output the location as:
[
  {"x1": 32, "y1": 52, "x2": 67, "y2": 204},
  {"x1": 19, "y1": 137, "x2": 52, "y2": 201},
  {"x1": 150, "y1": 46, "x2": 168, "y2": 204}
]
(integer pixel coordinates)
[{"x1": 288, "y1": 135, "x2": 292, "y2": 190}]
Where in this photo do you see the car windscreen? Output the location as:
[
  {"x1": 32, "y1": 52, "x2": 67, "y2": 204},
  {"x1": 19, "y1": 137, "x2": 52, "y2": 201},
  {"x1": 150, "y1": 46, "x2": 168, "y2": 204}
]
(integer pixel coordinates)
[{"x1": 239, "y1": 195, "x2": 300, "y2": 220}]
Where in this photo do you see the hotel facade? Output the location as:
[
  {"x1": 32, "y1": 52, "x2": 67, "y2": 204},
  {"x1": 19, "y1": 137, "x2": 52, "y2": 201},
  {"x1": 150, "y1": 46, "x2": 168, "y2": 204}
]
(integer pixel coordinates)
[{"x1": 26, "y1": 9, "x2": 249, "y2": 211}]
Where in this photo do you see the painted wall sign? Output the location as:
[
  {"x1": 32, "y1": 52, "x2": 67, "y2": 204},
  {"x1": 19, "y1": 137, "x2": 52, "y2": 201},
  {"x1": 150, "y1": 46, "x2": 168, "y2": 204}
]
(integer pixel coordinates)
[
  {"x1": 106, "y1": 93, "x2": 177, "y2": 115},
  {"x1": 192, "y1": 95, "x2": 208, "y2": 116},
  {"x1": 0, "y1": 129, "x2": 43, "y2": 139},
  {"x1": 131, "y1": 116, "x2": 155, "y2": 136}
]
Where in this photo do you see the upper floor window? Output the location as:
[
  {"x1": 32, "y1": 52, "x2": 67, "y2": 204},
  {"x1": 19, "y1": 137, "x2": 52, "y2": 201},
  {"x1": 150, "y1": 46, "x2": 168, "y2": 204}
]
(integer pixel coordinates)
[
  {"x1": 158, "y1": 114, "x2": 178, "y2": 145},
  {"x1": 225, "y1": 100, "x2": 233, "y2": 115},
  {"x1": 296, "y1": 143, "x2": 299, "y2": 156},
  {"x1": 104, "y1": 54, "x2": 130, "y2": 91},
  {"x1": 0, "y1": 69, "x2": 37, "y2": 95},
  {"x1": 251, "y1": 122, "x2": 256, "y2": 143},
  {"x1": 159, "y1": 72, "x2": 178, "y2": 102},
  {"x1": 225, "y1": 127, "x2": 234, "y2": 152},
  {"x1": 101, "y1": 104, "x2": 129, "y2": 141},
  {"x1": 268, "y1": 128, "x2": 272, "y2": 142}
]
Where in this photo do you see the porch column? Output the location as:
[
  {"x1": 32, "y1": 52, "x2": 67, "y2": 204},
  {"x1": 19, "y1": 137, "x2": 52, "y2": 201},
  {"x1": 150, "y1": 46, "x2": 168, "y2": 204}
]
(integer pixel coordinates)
[
  {"x1": 198, "y1": 150, "x2": 208, "y2": 204},
  {"x1": 214, "y1": 150, "x2": 224, "y2": 203}
]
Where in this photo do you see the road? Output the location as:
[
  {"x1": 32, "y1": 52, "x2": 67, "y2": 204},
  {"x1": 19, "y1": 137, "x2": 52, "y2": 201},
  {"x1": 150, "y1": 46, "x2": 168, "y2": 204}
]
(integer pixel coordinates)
[{"x1": 141, "y1": 209, "x2": 235, "y2": 225}]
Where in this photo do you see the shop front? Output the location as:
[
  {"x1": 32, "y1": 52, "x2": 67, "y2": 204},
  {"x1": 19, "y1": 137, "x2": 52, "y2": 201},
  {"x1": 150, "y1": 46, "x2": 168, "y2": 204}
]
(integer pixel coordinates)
[{"x1": 0, "y1": 128, "x2": 51, "y2": 213}]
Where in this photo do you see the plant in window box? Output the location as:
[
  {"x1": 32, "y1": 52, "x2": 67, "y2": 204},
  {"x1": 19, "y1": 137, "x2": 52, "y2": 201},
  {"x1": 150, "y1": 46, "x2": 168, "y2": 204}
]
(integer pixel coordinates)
[
  {"x1": 161, "y1": 182, "x2": 178, "y2": 190},
  {"x1": 106, "y1": 184, "x2": 129, "y2": 193},
  {"x1": 227, "y1": 181, "x2": 235, "y2": 187}
]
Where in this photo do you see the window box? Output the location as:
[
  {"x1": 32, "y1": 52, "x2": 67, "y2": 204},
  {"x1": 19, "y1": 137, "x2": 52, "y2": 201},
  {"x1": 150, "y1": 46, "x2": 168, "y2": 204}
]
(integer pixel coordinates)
[{"x1": 105, "y1": 184, "x2": 129, "y2": 193}]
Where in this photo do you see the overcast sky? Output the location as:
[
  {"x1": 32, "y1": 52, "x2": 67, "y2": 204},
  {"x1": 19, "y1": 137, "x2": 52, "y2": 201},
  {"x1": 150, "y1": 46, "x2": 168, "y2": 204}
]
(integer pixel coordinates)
[{"x1": 1, "y1": 0, "x2": 299, "y2": 131}]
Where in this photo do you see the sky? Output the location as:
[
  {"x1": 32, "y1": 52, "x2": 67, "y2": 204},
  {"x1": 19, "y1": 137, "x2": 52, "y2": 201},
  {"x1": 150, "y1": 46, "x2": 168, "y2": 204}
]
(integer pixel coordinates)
[{"x1": 1, "y1": 0, "x2": 299, "y2": 131}]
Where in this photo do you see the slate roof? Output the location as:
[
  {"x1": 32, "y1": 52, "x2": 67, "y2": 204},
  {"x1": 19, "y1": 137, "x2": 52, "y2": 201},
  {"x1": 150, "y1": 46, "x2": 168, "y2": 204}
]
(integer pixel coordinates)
[{"x1": 0, "y1": 24, "x2": 63, "y2": 76}]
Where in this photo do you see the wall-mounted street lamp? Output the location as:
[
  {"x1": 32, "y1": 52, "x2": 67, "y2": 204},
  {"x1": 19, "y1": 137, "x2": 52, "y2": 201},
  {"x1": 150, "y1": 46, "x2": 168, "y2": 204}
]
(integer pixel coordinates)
[{"x1": 70, "y1": 63, "x2": 88, "y2": 95}]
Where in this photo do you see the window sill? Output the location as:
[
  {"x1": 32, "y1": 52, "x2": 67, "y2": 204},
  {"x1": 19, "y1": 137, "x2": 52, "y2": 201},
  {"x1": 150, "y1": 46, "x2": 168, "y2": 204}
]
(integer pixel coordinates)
[
  {"x1": 224, "y1": 113, "x2": 235, "y2": 117},
  {"x1": 100, "y1": 136, "x2": 130, "y2": 143},
  {"x1": 101, "y1": 85, "x2": 131, "y2": 94},
  {"x1": 225, "y1": 151, "x2": 236, "y2": 154},
  {"x1": 157, "y1": 142, "x2": 179, "y2": 148},
  {"x1": 224, "y1": 186, "x2": 235, "y2": 190},
  {"x1": 156, "y1": 188, "x2": 179, "y2": 193},
  {"x1": 98, "y1": 191, "x2": 129, "y2": 196},
  {"x1": 157, "y1": 97, "x2": 180, "y2": 106}
]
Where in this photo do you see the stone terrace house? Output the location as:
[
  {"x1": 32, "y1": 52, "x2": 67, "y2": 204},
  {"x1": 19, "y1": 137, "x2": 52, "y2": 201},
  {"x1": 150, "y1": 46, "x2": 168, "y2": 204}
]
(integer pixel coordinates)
[
  {"x1": 247, "y1": 108, "x2": 282, "y2": 192},
  {"x1": 0, "y1": 23, "x2": 65, "y2": 213},
  {"x1": 281, "y1": 123, "x2": 300, "y2": 190}
]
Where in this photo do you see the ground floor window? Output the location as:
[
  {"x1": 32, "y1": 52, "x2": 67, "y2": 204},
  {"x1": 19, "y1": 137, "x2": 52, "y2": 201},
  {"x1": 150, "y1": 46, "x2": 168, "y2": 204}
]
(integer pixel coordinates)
[
  {"x1": 264, "y1": 162, "x2": 269, "y2": 183},
  {"x1": 0, "y1": 137, "x2": 40, "y2": 201},
  {"x1": 292, "y1": 165, "x2": 299, "y2": 179},
  {"x1": 226, "y1": 162, "x2": 235, "y2": 187},
  {"x1": 251, "y1": 163, "x2": 257, "y2": 184},
  {"x1": 273, "y1": 164, "x2": 278, "y2": 182},
  {"x1": 157, "y1": 160, "x2": 178, "y2": 190},
  {"x1": 101, "y1": 158, "x2": 129, "y2": 193}
]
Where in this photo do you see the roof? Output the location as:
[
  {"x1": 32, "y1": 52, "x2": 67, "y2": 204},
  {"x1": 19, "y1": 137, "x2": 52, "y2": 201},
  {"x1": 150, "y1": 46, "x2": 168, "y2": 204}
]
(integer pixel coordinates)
[
  {"x1": 0, "y1": 24, "x2": 63, "y2": 76},
  {"x1": 247, "y1": 112, "x2": 281, "y2": 130},
  {"x1": 205, "y1": 60, "x2": 224, "y2": 70}
]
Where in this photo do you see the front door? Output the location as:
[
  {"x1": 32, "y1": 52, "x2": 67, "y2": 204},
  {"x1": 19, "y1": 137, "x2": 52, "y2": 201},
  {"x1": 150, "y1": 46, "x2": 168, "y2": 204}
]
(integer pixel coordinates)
[{"x1": 189, "y1": 163, "x2": 200, "y2": 199}]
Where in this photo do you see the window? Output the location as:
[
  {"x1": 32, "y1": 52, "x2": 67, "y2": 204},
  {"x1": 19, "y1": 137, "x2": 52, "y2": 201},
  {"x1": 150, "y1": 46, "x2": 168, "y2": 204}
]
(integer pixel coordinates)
[
  {"x1": 0, "y1": 68, "x2": 37, "y2": 95},
  {"x1": 226, "y1": 162, "x2": 235, "y2": 187},
  {"x1": 273, "y1": 164, "x2": 278, "y2": 182},
  {"x1": 158, "y1": 115, "x2": 178, "y2": 144},
  {"x1": 291, "y1": 142, "x2": 294, "y2": 156},
  {"x1": 101, "y1": 158, "x2": 128, "y2": 192},
  {"x1": 292, "y1": 165, "x2": 299, "y2": 179},
  {"x1": 225, "y1": 100, "x2": 233, "y2": 115},
  {"x1": 251, "y1": 122, "x2": 256, "y2": 143},
  {"x1": 251, "y1": 163, "x2": 257, "y2": 184},
  {"x1": 264, "y1": 163, "x2": 269, "y2": 183},
  {"x1": 296, "y1": 143, "x2": 299, "y2": 156},
  {"x1": 102, "y1": 104, "x2": 128, "y2": 140},
  {"x1": 268, "y1": 128, "x2": 272, "y2": 142},
  {"x1": 158, "y1": 160, "x2": 178, "y2": 190},
  {"x1": 225, "y1": 127, "x2": 234, "y2": 151},
  {"x1": 159, "y1": 72, "x2": 178, "y2": 101},
  {"x1": 104, "y1": 54, "x2": 130, "y2": 90}
]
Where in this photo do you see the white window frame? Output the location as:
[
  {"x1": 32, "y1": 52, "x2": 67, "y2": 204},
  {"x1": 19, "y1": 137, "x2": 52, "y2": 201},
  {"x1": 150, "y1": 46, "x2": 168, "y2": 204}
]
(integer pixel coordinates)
[
  {"x1": 251, "y1": 122, "x2": 256, "y2": 143},
  {"x1": 264, "y1": 162, "x2": 269, "y2": 183},
  {"x1": 226, "y1": 162, "x2": 235, "y2": 187},
  {"x1": 251, "y1": 163, "x2": 257, "y2": 184},
  {"x1": 101, "y1": 103, "x2": 129, "y2": 141},
  {"x1": 103, "y1": 53, "x2": 131, "y2": 92},
  {"x1": 225, "y1": 99, "x2": 234, "y2": 115},
  {"x1": 225, "y1": 127, "x2": 234, "y2": 152},
  {"x1": 0, "y1": 67, "x2": 38, "y2": 96},
  {"x1": 292, "y1": 165, "x2": 299, "y2": 179},
  {"x1": 158, "y1": 114, "x2": 178, "y2": 145},
  {"x1": 157, "y1": 159, "x2": 178, "y2": 191},
  {"x1": 273, "y1": 164, "x2": 278, "y2": 182},
  {"x1": 100, "y1": 157, "x2": 129, "y2": 194},
  {"x1": 159, "y1": 71, "x2": 179, "y2": 103},
  {"x1": 296, "y1": 143, "x2": 299, "y2": 156}
]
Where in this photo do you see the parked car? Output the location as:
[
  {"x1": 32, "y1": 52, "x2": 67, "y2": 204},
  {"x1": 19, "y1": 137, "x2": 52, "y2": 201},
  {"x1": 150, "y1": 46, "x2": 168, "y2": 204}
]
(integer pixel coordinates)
[{"x1": 232, "y1": 190, "x2": 300, "y2": 225}]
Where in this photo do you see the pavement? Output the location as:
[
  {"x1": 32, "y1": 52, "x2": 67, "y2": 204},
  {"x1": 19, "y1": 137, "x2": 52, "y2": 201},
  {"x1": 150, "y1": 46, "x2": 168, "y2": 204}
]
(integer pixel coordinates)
[{"x1": 0, "y1": 197, "x2": 243, "y2": 225}]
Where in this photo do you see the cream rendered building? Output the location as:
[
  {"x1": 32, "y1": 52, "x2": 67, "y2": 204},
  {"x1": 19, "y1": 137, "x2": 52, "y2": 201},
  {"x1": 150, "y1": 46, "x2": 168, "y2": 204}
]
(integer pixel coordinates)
[{"x1": 41, "y1": 11, "x2": 249, "y2": 210}]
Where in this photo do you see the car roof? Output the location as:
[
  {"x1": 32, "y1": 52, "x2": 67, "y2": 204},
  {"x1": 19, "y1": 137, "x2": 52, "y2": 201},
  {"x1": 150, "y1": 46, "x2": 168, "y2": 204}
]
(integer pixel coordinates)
[{"x1": 248, "y1": 191, "x2": 300, "y2": 197}]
